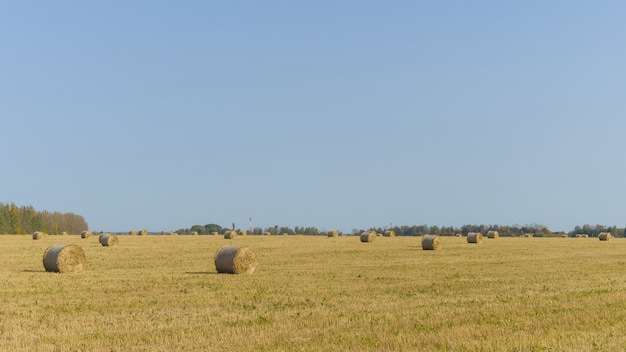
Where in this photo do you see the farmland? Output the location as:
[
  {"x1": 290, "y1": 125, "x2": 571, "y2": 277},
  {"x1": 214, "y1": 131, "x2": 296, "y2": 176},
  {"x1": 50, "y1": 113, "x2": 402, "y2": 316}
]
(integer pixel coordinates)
[{"x1": 1, "y1": 235, "x2": 625, "y2": 351}]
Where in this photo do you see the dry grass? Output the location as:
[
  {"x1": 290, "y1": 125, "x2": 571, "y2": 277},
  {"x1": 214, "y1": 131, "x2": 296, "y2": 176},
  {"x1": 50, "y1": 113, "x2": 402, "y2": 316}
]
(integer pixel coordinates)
[{"x1": 1, "y1": 235, "x2": 626, "y2": 351}]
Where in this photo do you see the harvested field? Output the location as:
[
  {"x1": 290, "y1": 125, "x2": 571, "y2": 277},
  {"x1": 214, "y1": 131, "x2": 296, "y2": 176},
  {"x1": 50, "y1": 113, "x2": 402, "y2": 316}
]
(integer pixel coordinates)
[{"x1": 1, "y1": 235, "x2": 626, "y2": 351}]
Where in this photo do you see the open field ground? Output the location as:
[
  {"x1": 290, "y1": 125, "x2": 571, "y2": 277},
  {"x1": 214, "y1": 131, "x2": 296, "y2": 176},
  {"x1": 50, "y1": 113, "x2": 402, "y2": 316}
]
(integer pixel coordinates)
[{"x1": 1, "y1": 234, "x2": 626, "y2": 351}]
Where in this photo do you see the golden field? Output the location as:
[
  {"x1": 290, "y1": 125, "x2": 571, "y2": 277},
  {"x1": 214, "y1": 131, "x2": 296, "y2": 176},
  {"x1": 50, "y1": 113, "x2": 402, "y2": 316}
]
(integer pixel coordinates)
[{"x1": 1, "y1": 234, "x2": 625, "y2": 351}]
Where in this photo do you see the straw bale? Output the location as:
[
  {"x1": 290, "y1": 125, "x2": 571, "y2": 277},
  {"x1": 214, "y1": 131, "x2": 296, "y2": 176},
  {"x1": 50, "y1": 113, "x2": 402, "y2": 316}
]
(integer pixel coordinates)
[
  {"x1": 467, "y1": 232, "x2": 483, "y2": 244},
  {"x1": 326, "y1": 230, "x2": 339, "y2": 238},
  {"x1": 224, "y1": 230, "x2": 237, "y2": 239},
  {"x1": 191, "y1": 231, "x2": 199, "y2": 236},
  {"x1": 264, "y1": 232, "x2": 272, "y2": 236},
  {"x1": 42, "y1": 244, "x2": 85, "y2": 273},
  {"x1": 138, "y1": 229, "x2": 148, "y2": 236},
  {"x1": 32, "y1": 231, "x2": 46, "y2": 240},
  {"x1": 214, "y1": 245, "x2": 257, "y2": 274},
  {"x1": 128, "y1": 230, "x2": 137, "y2": 236},
  {"x1": 487, "y1": 231, "x2": 499, "y2": 239},
  {"x1": 599, "y1": 232, "x2": 612, "y2": 241},
  {"x1": 99, "y1": 233, "x2": 119, "y2": 247},
  {"x1": 360, "y1": 231, "x2": 377, "y2": 243},
  {"x1": 80, "y1": 231, "x2": 92, "y2": 239},
  {"x1": 422, "y1": 234, "x2": 441, "y2": 250},
  {"x1": 383, "y1": 230, "x2": 395, "y2": 237}
]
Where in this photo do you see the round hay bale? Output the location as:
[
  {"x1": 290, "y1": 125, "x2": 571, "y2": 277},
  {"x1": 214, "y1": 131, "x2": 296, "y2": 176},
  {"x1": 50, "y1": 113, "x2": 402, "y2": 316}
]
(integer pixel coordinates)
[
  {"x1": 263, "y1": 232, "x2": 272, "y2": 236},
  {"x1": 214, "y1": 245, "x2": 257, "y2": 274},
  {"x1": 167, "y1": 232, "x2": 178, "y2": 236},
  {"x1": 487, "y1": 231, "x2": 499, "y2": 239},
  {"x1": 138, "y1": 229, "x2": 148, "y2": 236},
  {"x1": 383, "y1": 230, "x2": 395, "y2": 237},
  {"x1": 212, "y1": 232, "x2": 219, "y2": 236},
  {"x1": 240, "y1": 231, "x2": 248, "y2": 237},
  {"x1": 128, "y1": 230, "x2": 137, "y2": 236},
  {"x1": 61, "y1": 231, "x2": 68, "y2": 236},
  {"x1": 327, "y1": 230, "x2": 339, "y2": 238},
  {"x1": 599, "y1": 232, "x2": 612, "y2": 241},
  {"x1": 523, "y1": 233, "x2": 534, "y2": 238},
  {"x1": 80, "y1": 231, "x2": 92, "y2": 239},
  {"x1": 360, "y1": 231, "x2": 376, "y2": 243},
  {"x1": 32, "y1": 231, "x2": 46, "y2": 240},
  {"x1": 42, "y1": 244, "x2": 86, "y2": 273},
  {"x1": 99, "y1": 233, "x2": 119, "y2": 247},
  {"x1": 224, "y1": 230, "x2": 237, "y2": 240},
  {"x1": 467, "y1": 232, "x2": 483, "y2": 244},
  {"x1": 422, "y1": 234, "x2": 441, "y2": 250},
  {"x1": 191, "y1": 231, "x2": 199, "y2": 236}
]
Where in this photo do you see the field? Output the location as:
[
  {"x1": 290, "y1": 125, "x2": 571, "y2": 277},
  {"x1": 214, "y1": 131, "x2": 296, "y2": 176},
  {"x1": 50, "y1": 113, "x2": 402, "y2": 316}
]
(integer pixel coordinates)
[{"x1": 1, "y1": 234, "x2": 626, "y2": 351}]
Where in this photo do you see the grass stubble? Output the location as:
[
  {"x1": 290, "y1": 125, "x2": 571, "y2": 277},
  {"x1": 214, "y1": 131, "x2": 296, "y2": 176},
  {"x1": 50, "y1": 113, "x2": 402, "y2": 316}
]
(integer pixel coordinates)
[{"x1": 0, "y1": 235, "x2": 625, "y2": 351}]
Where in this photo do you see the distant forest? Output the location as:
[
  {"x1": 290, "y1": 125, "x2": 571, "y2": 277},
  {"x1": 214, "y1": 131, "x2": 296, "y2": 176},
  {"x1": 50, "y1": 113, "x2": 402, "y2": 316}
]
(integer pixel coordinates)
[
  {"x1": 179, "y1": 223, "x2": 625, "y2": 238},
  {"x1": 0, "y1": 202, "x2": 88, "y2": 235}
]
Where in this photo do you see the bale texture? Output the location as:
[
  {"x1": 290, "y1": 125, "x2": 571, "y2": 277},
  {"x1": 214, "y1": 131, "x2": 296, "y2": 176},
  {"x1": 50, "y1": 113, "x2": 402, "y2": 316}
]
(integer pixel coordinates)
[
  {"x1": 138, "y1": 229, "x2": 148, "y2": 236},
  {"x1": 467, "y1": 232, "x2": 483, "y2": 244},
  {"x1": 191, "y1": 231, "x2": 199, "y2": 236},
  {"x1": 224, "y1": 230, "x2": 237, "y2": 239},
  {"x1": 42, "y1": 244, "x2": 86, "y2": 273},
  {"x1": 327, "y1": 230, "x2": 339, "y2": 238},
  {"x1": 99, "y1": 233, "x2": 119, "y2": 247},
  {"x1": 80, "y1": 231, "x2": 92, "y2": 239},
  {"x1": 32, "y1": 231, "x2": 46, "y2": 240},
  {"x1": 214, "y1": 246, "x2": 257, "y2": 274},
  {"x1": 599, "y1": 232, "x2": 612, "y2": 241},
  {"x1": 360, "y1": 231, "x2": 377, "y2": 243},
  {"x1": 61, "y1": 231, "x2": 68, "y2": 236},
  {"x1": 383, "y1": 230, "x2": 395, "y2": 237},
  {"x1": 129, "y1": 230, "x2": 137, "y2": 236},
  {"x1": 264, "y1": 232, "x2": 272, "y2": 236},
  {"x1": 487, "y1": 231, "x2": 499, "y2": 239},
  {"x1": 422, "y1": 234, "x2": 441, "y2": 250}
]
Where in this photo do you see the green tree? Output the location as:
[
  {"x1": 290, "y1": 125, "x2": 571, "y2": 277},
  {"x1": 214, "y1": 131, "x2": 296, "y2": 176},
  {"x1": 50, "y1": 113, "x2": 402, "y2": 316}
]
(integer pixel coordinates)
[
  {"x1": 204, "y1": 224, "x2": 223, "y2": 234},
  {"x1": 190, "y1": 225, "x2": 207, "y2": 235}
]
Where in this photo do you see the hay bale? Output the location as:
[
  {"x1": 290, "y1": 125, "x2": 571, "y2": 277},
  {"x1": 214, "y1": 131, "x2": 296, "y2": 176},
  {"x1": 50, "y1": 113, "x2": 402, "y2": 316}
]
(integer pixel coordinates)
[
  {"x1": 422, "y1": 234, "x2": 441, "y2": 250},
  {"x1": 42, "y1": 244, "x2": 86, "y2": 273},
  {"x1": 264, "y1": 232, "x2": 272, "y2": 236},
  {"x1": 99, "y1": 233, "x2": 119, "y2": 247},
  {"x1": 487, "y1": 231, "x2": 499, "y2": 239},
  {"x1": 191, "y1": 231, "x2": 199, "y2": 236},
  {"x1": 240, "y1": 231, "x2": 248, "y2": 237},
  {"x1": 383, "y1": 230, "x2": 395, "y2": 237},
  {"x1": 523, "y1": 233, "x2": 534, "y2": 238},
  {"x1": 129, "y1": 230, "x2": 137, "y2": 236},
  {"x1": 138, "y1": 229, "x2": 148, "y2": 236},
  {"x1": 214, "y1": 245, "x2": 257, "y2": 274},
  {"x1": 212, "y1": 232, "x2": 219, "y2": 236},
  {"x1": 224, "y1": 230, "x2": 237, "y2": 239},
  {"x1": 167, "y1": 232, "x2": 178, "y2": 236},
  {"x1": 360, "y1": 231, "x2": 376, "y2": 243},
  {"x1": 32, "y1": 231, "x2": 46, "y2": 240},
  {"x1": 80, "y1": 231, "x2": 92, "y2": 239},
  {"x1": 61, "y1": 231, "x2": 68, "y2": 236},
  {"x1": 467, "y1": 232, "x2": 483, "y2": 244},
  {"x1": 599, "y1": 232, "x2": 612, "y2": 241},
  {"x1": 327, "y1": 230, "x2": 339, "y2": 238}
]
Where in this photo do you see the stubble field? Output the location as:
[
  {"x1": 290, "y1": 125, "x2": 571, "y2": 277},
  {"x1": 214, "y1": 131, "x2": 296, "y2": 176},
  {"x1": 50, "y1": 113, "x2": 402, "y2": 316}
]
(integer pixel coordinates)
[{"x1": 1, "y1": 234, "x2": 625, "y2": 351}]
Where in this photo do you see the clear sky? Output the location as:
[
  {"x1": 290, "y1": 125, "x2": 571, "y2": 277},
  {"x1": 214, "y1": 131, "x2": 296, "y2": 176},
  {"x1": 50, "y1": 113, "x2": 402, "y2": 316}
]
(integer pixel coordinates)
[{"x1": 2, "y1": 1, "x2": 625, "y2": 233}]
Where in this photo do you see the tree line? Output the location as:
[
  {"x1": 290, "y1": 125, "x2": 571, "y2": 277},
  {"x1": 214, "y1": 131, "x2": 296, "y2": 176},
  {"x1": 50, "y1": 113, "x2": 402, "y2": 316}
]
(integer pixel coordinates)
[
  {"x1": 0, "y1": 202, "x2": 88, "y2": 235},
  {"x1": 179, "y1": 223, "x2": 625, "y2": 238}
]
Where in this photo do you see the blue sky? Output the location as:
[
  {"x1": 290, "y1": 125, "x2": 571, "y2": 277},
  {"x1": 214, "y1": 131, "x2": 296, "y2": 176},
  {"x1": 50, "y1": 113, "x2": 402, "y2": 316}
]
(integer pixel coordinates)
[{"x1": 2, "y1": 1, "x2": 625, "y2": 233}]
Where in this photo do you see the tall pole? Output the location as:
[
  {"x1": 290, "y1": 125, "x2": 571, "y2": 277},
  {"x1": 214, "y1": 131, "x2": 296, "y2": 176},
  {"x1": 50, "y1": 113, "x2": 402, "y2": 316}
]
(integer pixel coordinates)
[{"x1": 249, "y1": 217, "x2": 253, "y2": 235}]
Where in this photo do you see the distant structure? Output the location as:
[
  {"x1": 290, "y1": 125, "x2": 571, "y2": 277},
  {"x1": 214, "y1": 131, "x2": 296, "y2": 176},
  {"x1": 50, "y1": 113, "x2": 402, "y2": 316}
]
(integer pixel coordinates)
[{"x1": 249, "y1": 217, "x2": 253, "y2": 235}]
